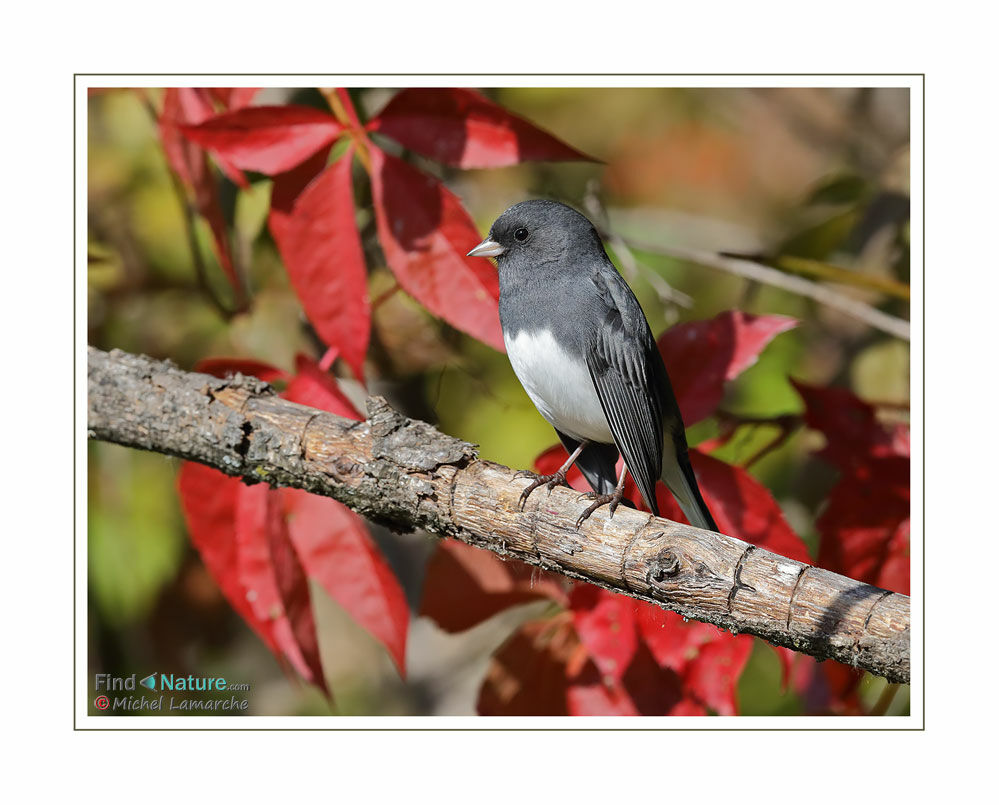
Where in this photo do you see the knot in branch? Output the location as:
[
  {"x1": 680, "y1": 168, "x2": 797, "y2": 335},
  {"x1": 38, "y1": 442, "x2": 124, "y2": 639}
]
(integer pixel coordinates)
[{"x1": 649, "y1": 546, "x2": 682, "y2": 583}]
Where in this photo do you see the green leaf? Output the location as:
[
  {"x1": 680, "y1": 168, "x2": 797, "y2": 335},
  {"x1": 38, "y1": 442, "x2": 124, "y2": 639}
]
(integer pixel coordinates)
[
  {"x1": 780, "y1": 210, "x2": 859, "y2": 260},
  {"x1": 806, "y1": 174, "x2": 869, "y2": 206},
  {"x1": 88, "y1": 443, "x2": 185, "y2": 625}
]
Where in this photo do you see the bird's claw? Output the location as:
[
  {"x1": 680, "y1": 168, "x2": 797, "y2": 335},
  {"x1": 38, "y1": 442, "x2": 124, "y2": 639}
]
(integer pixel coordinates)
[
  {"x1": 574, "y1": 488, "x2": 625, "y2": 529},
  {"x1": 516, "y1": 469, "x2": 569, "y2": 510}
]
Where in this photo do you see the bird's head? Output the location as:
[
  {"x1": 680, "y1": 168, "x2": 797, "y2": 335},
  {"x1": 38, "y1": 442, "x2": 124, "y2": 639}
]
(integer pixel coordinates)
[{"x1": 467, "y1": 199, "x2": 603, "y2": 267}]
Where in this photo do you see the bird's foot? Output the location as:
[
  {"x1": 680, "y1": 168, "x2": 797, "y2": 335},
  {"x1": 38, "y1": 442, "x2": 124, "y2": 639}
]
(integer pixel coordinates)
[
  {"x1": 514, "y1": 469, "x2": 570, "y2": 510},
  {"x1": 575, "y1": 488, "x2": 627, "y2": 529}
]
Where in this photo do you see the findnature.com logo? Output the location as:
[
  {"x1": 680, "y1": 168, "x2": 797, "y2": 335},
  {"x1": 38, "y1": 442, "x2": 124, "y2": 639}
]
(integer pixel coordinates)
[{"x1": 93, "y1": 673, "x2": 251, "y2": 713}]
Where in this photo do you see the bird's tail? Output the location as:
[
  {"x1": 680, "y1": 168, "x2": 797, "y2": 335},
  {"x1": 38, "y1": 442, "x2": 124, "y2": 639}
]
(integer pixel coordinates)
[{"x1": 661, "y1": 446, "x2": 718, "y2": 533}]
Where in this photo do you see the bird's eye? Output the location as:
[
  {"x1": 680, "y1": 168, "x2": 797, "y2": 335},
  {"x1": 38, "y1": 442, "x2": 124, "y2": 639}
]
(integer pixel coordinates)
[{"x1": 514, "y1": 227, "x2": 529, "y2": 242}]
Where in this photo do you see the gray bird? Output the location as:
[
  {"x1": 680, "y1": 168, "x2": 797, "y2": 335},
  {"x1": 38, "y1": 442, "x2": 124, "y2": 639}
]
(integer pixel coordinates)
[{"x1": 468, "y1": 199, "x2": 717, "y2": 531}]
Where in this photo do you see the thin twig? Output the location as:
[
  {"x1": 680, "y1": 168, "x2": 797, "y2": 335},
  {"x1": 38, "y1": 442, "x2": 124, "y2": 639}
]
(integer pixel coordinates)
[
  {"x1": 138, "y1": 91, "x2": 237, "y2": 319},
  {"x1": 165, "y1": 166, "x2": 238, "y2": 319},
  {"x1": 720, "y1": 251, "x2": 911, "y2": 301},
  {"x1": 773, "y1": 255, "x2": 910, "y2": 301},
  {"x1": 700, "y1": 411, "x2": 803, "y2": 469},
  {"x1": 624, "y1": 238, "x2": 911, "y2": 342},
  {"x1": 582, "y1": 187, "x2": 693, "y2": 310}
]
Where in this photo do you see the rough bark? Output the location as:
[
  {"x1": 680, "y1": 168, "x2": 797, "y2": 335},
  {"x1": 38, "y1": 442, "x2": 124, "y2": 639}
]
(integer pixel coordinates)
[{"x1": 87, "y1": 346, "x2": 911, "y2": 684}]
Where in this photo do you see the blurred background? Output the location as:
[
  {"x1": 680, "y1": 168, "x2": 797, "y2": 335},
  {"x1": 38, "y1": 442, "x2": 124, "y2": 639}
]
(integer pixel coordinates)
[{"x1": 87, "y1": 86, "x2": 910, "y2": 715}]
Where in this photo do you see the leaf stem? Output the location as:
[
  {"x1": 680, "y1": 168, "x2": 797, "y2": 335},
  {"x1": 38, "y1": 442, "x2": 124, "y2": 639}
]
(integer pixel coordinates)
[
  {"x1": 869, "y1": 682, "x2": 900, "y2": 716},
  {"x1": 370, "y1": 281, "x2": 402, "y2": 312},
  {"x1": 321, "y1": 87, "x2": 373, "y2": 174}
]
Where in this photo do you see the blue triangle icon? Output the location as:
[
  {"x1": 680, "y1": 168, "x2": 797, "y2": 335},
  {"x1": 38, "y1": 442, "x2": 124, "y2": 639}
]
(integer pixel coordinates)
[{"x1": 140, "y1": 673, "x2": 157, "y2": 691}]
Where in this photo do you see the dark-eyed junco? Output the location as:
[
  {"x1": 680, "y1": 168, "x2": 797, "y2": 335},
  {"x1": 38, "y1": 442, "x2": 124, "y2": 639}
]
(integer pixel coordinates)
[{"x1": 468, "y1": 199, "x2": 717, "y2": 531}]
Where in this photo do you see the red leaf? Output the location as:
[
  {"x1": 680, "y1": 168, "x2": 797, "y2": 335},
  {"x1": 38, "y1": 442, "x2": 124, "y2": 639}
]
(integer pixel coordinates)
[
  {"x1": 265, "y1": 490, "x2": 329, "y2": 695},
  {"x1": 567, "y1": 639, "x2": 693, "y2": 716},
  {"x1": 478, "y1": 620, "x2": 579, "y2": 715},
  {"x1": 669, "y1": 699, "x2": 710, "y2": 716},
  {"x1": 569, "y1": 588, "x2": 745, "y2": 715},
  {"x1": 794, "y1": 381, "x2": 910, "y2": 593},
  {"x1": 890, "y1": 423, "x2": 910, "y2": 458},
  {"x1": 283, "y1": 353, "x2": 362, "y2": 420},
  {"x1": 283, "y1": 488, "x2": 409, "y2": 676},
  {"x1": 179, "y1": 351, "x2": 408, "y2": 687},
  {"x1": 658, "y1": 312, "x2": 797, "y2": 425},
  {"x1": 279, "y1": 151, "x2": 370, "y2": 380},
  {"x1": 619, "y1": 640, "x2": 695, "y2": 715},
  {"x1": 234, "y1": 484, "x2": 326, "y2": 689},
  {"x1": 477, "y1": 585, "x2": 749, "y2": 716},
  {"x1": 332, "y1": 87, "x2": 365, "y2": 130},
  {"x1": 688, "y1": 450, "x2": 812, "y2": 563},
  {"x1": 177, "y1": 464, "x2": 327, "y2": 691},
  {"x1": 177, "y1": 463, "x2": 268, "y2": 648},
  {"x1": 180, "y1": 105, "x2": 345, "y2": 175},
  {"x1": 268, "y1": 146, "x2": 333, "y2": 251},
  {"x1": 792, "y1": 380, "x2": 902, "y2": 470},
  {"x1": 419, "y1": 539, "x2": 566, "y2": 633},
  {"x1": 161, "y1": 87, "x2": 248, "y2": 188},
  {"x1": 206, "y1": 87, "x2": 260, "y2": 110},
  {"x1": 565, "y1": 670, "x2": 638, "y2": 716},
  {"x1": 568, "y1": 585, "x2": 638, "y2": 683},
  {"x1": 817, "y1": 473, "x2": 910, "y2": 594},
  {"x1": 682, "y1": 634, "x2": 753, "y2": 716},
  {"x1": 788, "y1": 654, "x2": 864, "y2": 715},
  {"x1": 635, "y1": 603, "x2": 751, "y2": 714},
  {"x1": 877, "y1": 518, "x2": 911, "y2": 595},
  {"x1": 817, "y1": 660, "x2": 866, "y2": 714},
  {"x1": 160, "y1": 88, "x2": 213, "y2": 186},
  {"x1": 771, "y1": 646, "x2": 797, "y2": 692},
  {"x1": 370, "y1": 88, "x2": 598, "y2": 168},
  {"x1": 635, "y1": 604, "x2": 720, "y2": 670},
  {"x1": 159, "y1": 89, "x2": 243, "y2": 292},
  {"x1": 194, "y1": 357, "x2": 288, "y2": 383},
  {"x1": 369, "y1": 146, "x2": 504, "y2": 350}
]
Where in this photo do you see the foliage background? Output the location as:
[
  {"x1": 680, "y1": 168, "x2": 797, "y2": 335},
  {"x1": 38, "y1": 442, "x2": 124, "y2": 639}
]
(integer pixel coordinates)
[{"x1": 87, "y1": 86, "x2": 910, "y2": 716}]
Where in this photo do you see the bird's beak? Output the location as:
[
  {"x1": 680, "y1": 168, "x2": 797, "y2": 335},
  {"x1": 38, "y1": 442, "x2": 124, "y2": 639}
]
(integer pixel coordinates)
[{"x1": 467, "y1": 238, "x2": 506, "y2": 258}]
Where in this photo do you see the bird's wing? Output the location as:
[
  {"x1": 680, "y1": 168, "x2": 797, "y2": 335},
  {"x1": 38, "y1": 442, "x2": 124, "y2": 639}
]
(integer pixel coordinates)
[{"x1": 584, "y1": 268, "x2": 666, "y2": 515}]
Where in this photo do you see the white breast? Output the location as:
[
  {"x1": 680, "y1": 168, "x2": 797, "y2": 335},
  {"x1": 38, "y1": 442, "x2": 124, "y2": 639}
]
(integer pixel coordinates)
[{"x1": 504, "y1": 329, "x2": 613, "y2": 443}]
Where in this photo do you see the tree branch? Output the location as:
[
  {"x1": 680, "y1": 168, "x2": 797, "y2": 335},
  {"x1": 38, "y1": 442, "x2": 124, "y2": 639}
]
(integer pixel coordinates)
[{"x1": 87, "y1": 346, "x2": 910, "y2": 684}]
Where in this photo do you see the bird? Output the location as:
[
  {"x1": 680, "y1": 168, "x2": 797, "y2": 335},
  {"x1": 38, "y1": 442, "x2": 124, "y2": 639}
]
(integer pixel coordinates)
[{"x1": 467, "y1": 199, "x2": 718, "y2": 532}]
